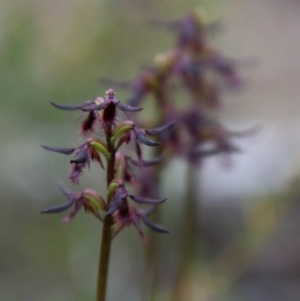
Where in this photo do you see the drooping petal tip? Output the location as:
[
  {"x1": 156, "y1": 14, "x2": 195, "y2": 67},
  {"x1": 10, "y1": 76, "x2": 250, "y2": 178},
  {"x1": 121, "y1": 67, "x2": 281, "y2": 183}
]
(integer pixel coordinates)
[
  {"x1": 41, "y1": 145, "x2": 75, "y2": 155},
  {"x1": 40, "y1": 199, "x2": 74, "y2": 214}
]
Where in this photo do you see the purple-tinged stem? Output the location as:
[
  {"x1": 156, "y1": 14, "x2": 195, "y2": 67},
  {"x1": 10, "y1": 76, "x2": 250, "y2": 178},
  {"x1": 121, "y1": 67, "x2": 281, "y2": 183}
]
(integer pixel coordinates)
[{"x1": 96, "y1": 126, "x2": 115, "y2": 301}]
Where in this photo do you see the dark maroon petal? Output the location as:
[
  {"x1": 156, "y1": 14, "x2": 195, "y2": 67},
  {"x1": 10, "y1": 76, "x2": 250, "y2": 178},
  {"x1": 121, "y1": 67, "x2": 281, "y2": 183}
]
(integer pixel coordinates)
[
  {"x1": 137, "y1": 132, "x2": 160, "y2": 146},
  {"x1": 115, "y1": 101, "x2": 143, "y2": 112},
  {"x1": 81, "y1": 111, "x2": 96, "y2": 134},
  {"x1": 127, "y1": 156, "x2": 163, "y2": 167},
  {"x1": 41, "y1": 145, "x2": 75, "y2": 155},
  {"x1": 141, "y1": 215, "x2": 170, "y2": 233},
  {"x1": 129, "y1": 194, "x2": 167, "y2": 205},
  {"x1": 40, "y1": 199, "x2": 74, "y2": 214},
  {"x1": 146, "y1": 121, "x2": 175, "y2": 136}
]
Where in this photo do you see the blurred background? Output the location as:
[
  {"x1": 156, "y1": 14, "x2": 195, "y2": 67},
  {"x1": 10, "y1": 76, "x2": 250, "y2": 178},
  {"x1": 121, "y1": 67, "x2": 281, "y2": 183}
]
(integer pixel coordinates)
[{"x1": 1, "y1": 0, "x2": 300, "y2": 300}]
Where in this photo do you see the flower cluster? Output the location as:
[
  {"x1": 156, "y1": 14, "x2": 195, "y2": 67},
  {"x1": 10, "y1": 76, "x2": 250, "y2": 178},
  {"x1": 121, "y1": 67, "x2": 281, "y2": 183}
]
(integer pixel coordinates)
[{"x1": 41, "y1": 89, "x2": 172, "y2": 243}]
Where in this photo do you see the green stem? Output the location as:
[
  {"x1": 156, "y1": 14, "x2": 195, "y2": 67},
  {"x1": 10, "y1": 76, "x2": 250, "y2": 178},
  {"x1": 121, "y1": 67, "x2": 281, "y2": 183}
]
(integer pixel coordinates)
[
  {"x1": 171, "y1": 163, "x2": 198, "y2": 301},
  {"x1": 96, "y1": 127, "x2": 115, "y2": 301}
]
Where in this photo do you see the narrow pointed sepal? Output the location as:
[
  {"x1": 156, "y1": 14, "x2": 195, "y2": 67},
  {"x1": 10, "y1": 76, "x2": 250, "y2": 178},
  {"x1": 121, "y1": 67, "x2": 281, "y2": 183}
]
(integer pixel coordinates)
[
  {"x1": 70, "y1": 147, "x2": 89, "y2": 164},
  {"x1": 146, "y1": 121, "x2": 175, "y2": 136},
  {"x1": 141, "y1": 215, "x2": 170, "y2": 233},
  {"x1": 40, "y1": 199, "x2": 74, "y2": 214},
  {"x1": 50, "y1": 100, "x2": 92, "y2": 111},
  {"x1": 115, "y1": 102, "x2": 143, "y2": 112},
  {"x1": 58, "y1": 182, "x2": 72, "y2": 198},
  {"x1": 105, "y1": 193, "x2": 123, "y2": 216},
  {"x1": 41, "y1": 145, "x2": 75, "y2": 155},
  {"x1": 50, "y1": 100, "x2": 109, "y2": 112},
  {"x1": 129, "y1": 194, "x2": 167, "y2": 205},
  {"x1": 81, "y1": 101, "x2": 110, "y2": 112},
  {"x1": 137, "y1": 132, "x2": 160, "y2": 146}
]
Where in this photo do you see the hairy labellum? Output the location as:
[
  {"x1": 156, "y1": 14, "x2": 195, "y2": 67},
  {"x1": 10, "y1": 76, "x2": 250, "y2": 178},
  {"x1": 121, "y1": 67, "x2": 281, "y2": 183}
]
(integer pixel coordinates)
[
  {"x1": 81, "y1": 111, "x2": 97, "y2": 134},
  {"x1": 102, "y1": 102, "x2": 117, "y2": 127}
]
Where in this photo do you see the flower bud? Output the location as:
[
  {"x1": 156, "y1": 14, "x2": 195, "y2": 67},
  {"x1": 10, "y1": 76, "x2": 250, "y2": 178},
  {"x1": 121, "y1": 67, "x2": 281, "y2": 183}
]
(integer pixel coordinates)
[
  {"x1": 89, "y1": 139, "x2": 110, "y2": 160},
  {"x1": 83, "y1": 190, "x2": 106, "y2": 220},
  {"x1": 107, "y1": 181, "x2": 120, "y2": 201},
  {"x1": 111, "y1": 121, "x2": 135, "y2": 144}
]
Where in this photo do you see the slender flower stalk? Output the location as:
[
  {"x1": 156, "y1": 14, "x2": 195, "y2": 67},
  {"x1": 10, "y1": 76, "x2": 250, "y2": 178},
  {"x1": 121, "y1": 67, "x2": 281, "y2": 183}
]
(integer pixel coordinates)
[
  {"x1": 97, "y1": 113, "x2": 115, "y2": 301},
  {"x1": 41, "y1": 89, "x2": 171, "y2": 301}
]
